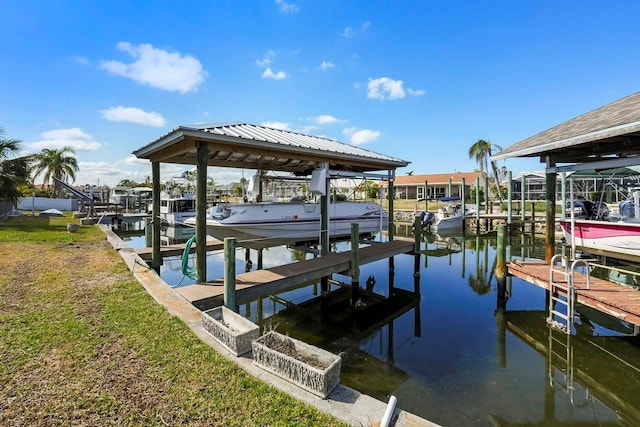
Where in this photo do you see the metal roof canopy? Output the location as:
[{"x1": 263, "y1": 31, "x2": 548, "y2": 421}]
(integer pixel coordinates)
[
  {"x1": 133, "y1": 122, "x2": 409, "y2": 175},
  {"x1": 491, "y1": 92, "x2": 640, "y2": 172}
]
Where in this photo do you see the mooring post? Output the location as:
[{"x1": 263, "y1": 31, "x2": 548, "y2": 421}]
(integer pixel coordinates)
[
  {"x1": 496, "y1": 223, "x2": 507, "y2": 367},
  {"x1": 224, "y1": 237, "x2": 237, "y2": 312},
  {"x1": 350, "y1": 223, "x2": 360, "y2": 306},
  {"x1": 496, "y1": 224, "x2": 507, "y2": 280},
  {"x1": 144, "y1": 217, "x2": 152, "y2": 248},
  {"x1": 257, "y1": 248, "x2": 263, "y2": 269},
  {"x1": 413, "y1": 215, "x2": 422, "y2": 254},
  {"x1": 424, "y1": 180, "x2": 428, "y2": 212},
  {"x1": 461, "y1": 177, "x2": 466, "y2": 230},
  {"x1": 151, "y1": 161, "x2": 162, "y2": 271},
  {"x1": 475, "y1": 176, "x2": 481, "y2": 233},
  {"x1": 507, "y1": 170, "x2": 513, "y2": 232}
]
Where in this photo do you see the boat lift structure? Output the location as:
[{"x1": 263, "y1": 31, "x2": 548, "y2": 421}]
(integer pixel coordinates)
[{"x1": 492, "y1": 91, "x2": 640, "y2": 335}]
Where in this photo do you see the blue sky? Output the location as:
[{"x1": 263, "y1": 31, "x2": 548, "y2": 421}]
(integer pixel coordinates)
[{"x1": 2, "y1": 0, "x2": 640, "y2": 187}]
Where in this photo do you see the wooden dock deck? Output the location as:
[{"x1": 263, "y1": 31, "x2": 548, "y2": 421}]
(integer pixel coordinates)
[
  {"x1": 135, "y1": 239, "x2": 224, "y2": 261},
  {"x1": 507, "y1": 260, "x2": 640, "y2": 327},
  {"x1": 175, "y1": 239, "x2": 414, "y2": 310}
]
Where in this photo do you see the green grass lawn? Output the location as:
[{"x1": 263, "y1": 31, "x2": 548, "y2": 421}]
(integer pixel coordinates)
[{"x1": 0, "y1": 214, "x2": 346, "y2": 426}]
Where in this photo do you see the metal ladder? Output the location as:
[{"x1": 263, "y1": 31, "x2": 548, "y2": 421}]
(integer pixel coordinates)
[
  {"x1": 547, "y1": 323, "x2": 575, "y2": 402},
  {"x1": 548, "y1": 255, "x2": 591, "y2": 334}
]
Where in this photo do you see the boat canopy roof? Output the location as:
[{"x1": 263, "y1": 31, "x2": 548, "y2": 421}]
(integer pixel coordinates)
[
  {"x1": 133, "y1": 122, "x2": 409, "y2": 176},
  {"x1": 436, "y1": 196, "x2": 461, "y2": 202}
]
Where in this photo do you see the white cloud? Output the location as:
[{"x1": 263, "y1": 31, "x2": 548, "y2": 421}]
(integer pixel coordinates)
[
  {"x1": 342, "y1": 21, "x2": 371, "y2": 38},
  {"x1": 100, "y1": 106, "x2": 166, "y2": 127},
  {"x1": 367, "y1": 77, "x2": 406, "y2": 101},
  {"x1": 125, "y1": 155, "x2": 150, "y2": 166},
  {"x1": 262, "y1": 121, "x2": 291, "y2": 130},
  {"x1": 275, "y1": 0, "x2": 299, "y2": 14},
  {"x1": 262, "y1": 67, "x2": 288, "y2": 80},
  {"x1": 319, "y1": 60, "x2": 334, "y2": 71},
  {"x1": 256, "y1": 50, "x2": 275, "y2": 67},
  {"x1": 315, "y1": 115, "x2": 342, "y2": 125},
  {"x1": 407, "y1": 88, "x2": 425, "y2": 96},
  {"x1": 29, "y1": 128, "x2": 101, "y2": 151},
  {"x1": 342, "y1": 127, "x2": 380, "y2": 145},
  {"x1": 99, "y1": 42, "x2": 208, "y2": 93}
]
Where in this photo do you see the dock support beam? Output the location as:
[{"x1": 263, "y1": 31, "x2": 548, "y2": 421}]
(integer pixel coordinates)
[
  {"x1": 545, "y1": 158, "x2": 557, "y2": 263},
  {"x1": 151, "y1": 161, "x2": 162, "y2": 271},
  {"x1": 196, "y1": 141, "x2": 208, "y2": 283},
  {"x1": 224, "y1": 237, "x2": 237, "y2": 312},
  {"x1": 350, "y1": 224, "x2": 360, "y2": 306}
]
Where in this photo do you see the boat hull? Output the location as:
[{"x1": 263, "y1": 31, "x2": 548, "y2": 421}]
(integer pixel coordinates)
[
  {"x1": 559, "y1": 218, "x2": 640, "y2": 262},
  {"x1": 185, "y1": 201, "x2": 386, "y2": 246}
]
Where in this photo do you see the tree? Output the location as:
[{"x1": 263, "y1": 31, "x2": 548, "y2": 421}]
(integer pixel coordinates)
[
  {"x1": 468, "y1": 139, "x2": 504, "y2": 202},
  {"x1": 31, "y1": 146, "x2": 79, "y2": 198},
  {"x1": 0, "y1": 128, "x2": 31, "y2": 203}
]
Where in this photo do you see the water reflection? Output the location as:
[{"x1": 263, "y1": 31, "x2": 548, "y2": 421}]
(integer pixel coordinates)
[{"x1": 117, "y1": 223, "x2": 640, "y2": 426}]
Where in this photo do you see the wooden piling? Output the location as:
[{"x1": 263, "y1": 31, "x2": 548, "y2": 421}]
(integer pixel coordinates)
[
  {"x1": 224, "y1": 237, "x2": 237, "y2": 312},
  {"x1": 350, "y1": 223, "x2": 360, "y2": 306},
  {"x1": 496, "y1": 224, "x2": 506, "y2": 281}
]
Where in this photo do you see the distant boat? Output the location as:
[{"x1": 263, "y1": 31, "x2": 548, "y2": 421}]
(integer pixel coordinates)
[
  {"x1": 159, "y1": 192, "x2": 196, "y2": 225},
  {"x1": 109, "y1": 186, "x2": 136, "y2": 207},
  {"x1": 416, "y1": 196, "x2": 464, "y2": 232},
  {"x1": 184, "y1": 199, "x2": 386, "y2": 245}
]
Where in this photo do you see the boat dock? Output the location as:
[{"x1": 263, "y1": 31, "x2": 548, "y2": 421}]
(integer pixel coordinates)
[
  {"x1": 507, "y1": 260, "x2": 640, "y2": 327},
  {"x1": 175, "y1": 239, "x2": 414, "y2": 310},
  {"x1": 135, "y1": 239, "x2": 224, "y2": 261}
]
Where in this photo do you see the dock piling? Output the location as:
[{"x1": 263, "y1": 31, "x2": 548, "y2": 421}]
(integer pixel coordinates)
[{"x1": 224, "y1": 237, "x2": 237, "y2": 312}]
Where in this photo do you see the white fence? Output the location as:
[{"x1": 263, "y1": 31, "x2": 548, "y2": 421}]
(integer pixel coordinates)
[{"x1": 17, "y1": 196, "x2": 78, "y2": 212}]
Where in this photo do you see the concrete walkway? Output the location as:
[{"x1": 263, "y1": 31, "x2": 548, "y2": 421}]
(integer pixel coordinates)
[{"x1": 102, "y1": 225, "x2": 437, "y2": 427}]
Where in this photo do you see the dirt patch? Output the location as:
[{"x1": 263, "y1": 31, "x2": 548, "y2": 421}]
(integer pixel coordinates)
[{"x1": 260, "y1": 333, "x2": 328, "y2": 369}]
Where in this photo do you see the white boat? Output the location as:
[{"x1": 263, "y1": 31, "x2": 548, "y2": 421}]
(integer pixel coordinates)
[
  {"x1": 109, "y1": 186, "x2": 136, "y2": 206},
  {"x1": 159, "y1": 192, "x2": 196, "y2": 225},
  {"x1": 416, "y1": 196, "x2": 464, "y2": 232},
  {"x1": 184, "y1": 199, "x2": 386, "y2": 245}
]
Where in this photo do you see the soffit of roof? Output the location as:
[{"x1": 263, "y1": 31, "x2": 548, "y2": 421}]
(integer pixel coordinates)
[
  {"x1": 133, "y1": 122, "x2": 409, "y2": 175},
  {"x1": 492, "y1": 92, "x2": 640, "y2": 163}
]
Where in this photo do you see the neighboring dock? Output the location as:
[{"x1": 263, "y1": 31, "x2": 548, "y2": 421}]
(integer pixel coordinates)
[
  {"x1": 507, "y1": 260, "x2": 640, "y2": 327},
  {"x1": 175, "y1": 240, "x2": 414, "y2": 310}
]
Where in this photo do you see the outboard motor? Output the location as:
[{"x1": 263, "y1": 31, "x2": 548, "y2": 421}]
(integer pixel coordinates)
[
  {"x1": 620, "y1": 198, "x2": 635, "y2": 218},
  {"x1": 415, "y1": 211, "x2": 435, "y2": 231}
]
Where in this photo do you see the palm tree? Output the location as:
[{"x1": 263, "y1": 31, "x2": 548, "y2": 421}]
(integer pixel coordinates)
[
  {"x1": 468, "y1": 139, "x2": 504, "y2": 202},
  {"x1": 0, "y1": 128, "x2": 31, "y2": 203},
  {"x1": 31, "y1": 146, "x2": 79, "y2": 198}
]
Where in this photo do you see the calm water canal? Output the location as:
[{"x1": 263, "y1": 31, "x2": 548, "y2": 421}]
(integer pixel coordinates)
[{"x1": 120, "y1": 223, "x2": 640, "y2": 426}]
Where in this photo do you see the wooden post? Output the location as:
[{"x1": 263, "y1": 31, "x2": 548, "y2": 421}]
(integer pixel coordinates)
[
  {"x1": 496, "y1": 224, "x2": 506, "y2": 281},
  {"x1": 257, "y1": 248, "x2": 263, "y2": 270},
  {"x1": 224, "y1": 237, "x2": 237, "y2": 311},
  {"x1": 520, "y1": 174, "x2": 526, "y2": 222},
  {"x1": 413, "y1": 215, "x2": 422, "y2": 254},
  {"x1": 144, "y1": 217, "x2": 152, "y2": 248},
  {"x1": 507, "y1": 170, "x2": 512, "y2": 230},
  {"x1": 151, "y1": 161, "x2": 162, "y2": 271},
  {"x1": 475, "y1": 176, "x2": 480, "y2": 233},
  {"x1": 388, "y1": 171, "x2": 395, "y2": 241},
  {"x1": 545, "y1": 161, "x2": 556, "y2": 263},
  {"x1": 424, "y1": 180, "x2": 428, "y2": 212},
  {"x1": 196, "y1": 141, "x2": 208, "y2": 283},
  {"x1": 350, "y1": 223, "x2": 360, "y2": 306},
  {"x1": 461, "y1": 177, "x2": 466, "y2": 231},
  {"x1": 484, "y1": 174, "x2": 490, "y2": 215}
]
